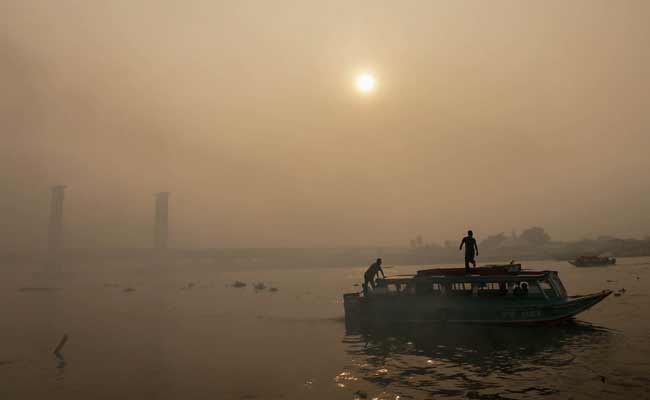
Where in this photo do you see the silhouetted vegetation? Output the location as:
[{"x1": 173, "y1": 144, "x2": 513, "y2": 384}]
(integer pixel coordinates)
[
  {"x1": 404, "y1": 227, "x2": 650, "y2": 265},
  {"x1": 2, "y1": 226, "x2": 650, "y2": 269}
]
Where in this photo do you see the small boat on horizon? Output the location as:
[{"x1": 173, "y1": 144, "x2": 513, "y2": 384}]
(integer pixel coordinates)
[
  {"x1": 568, "y1": 255, "x2": 616, "y2": 267},
  {"x1": 343, "y1": 264, "x2": 611, "y2": 326}
]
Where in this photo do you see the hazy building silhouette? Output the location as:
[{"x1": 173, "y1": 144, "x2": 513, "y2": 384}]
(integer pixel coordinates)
[
  {"x1": 48, "y1": 185, "x2": 66, "y2": 253},
  {"x1": 154, "y1": 192, "x2": 170, "y2": 250}
]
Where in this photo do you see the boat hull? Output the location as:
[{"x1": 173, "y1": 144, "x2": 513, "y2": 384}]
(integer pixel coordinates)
[
  {"x1": 344, "y1": 290, "x2": 612, "y2": 326},
  {"x1": 569, "y1": 258, "x2": 616, "y2": 267}
]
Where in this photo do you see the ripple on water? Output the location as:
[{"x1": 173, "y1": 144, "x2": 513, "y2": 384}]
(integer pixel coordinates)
[{"x1": 338, "y1": 321, "x2": 618, "y2": 399}]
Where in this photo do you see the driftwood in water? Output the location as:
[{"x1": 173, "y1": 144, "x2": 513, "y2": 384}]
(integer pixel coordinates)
[{"x1": 53, "y1": 334, "x2": 68, "y2": 368}]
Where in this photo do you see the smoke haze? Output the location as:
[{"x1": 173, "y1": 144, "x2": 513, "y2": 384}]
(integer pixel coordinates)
[{"x1": 2, "y1": 0, "x2": 650, "y2": 250}]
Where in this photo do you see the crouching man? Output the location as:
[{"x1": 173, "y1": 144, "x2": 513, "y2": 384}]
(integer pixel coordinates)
[{"x1": 363, "y1": 258, "x2": 386, "y2": 294}]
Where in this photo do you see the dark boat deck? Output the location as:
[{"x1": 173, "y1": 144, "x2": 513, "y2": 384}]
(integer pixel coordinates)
[{"x1": 416, "y1": 264, "x2": 548, "y2": 278}]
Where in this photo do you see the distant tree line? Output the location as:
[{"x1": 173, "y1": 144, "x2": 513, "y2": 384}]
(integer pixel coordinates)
[
  {"x1": 409, "y1": 226, "x2": 552, "y2": 253},
  {"x1": 406, "y1": 226, "x2": 650, "y2": 265}
]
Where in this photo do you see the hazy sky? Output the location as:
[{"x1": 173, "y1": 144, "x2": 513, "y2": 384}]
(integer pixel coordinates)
[{"x1": 2, "y1": 0, "x2": 650, "y2": 250}]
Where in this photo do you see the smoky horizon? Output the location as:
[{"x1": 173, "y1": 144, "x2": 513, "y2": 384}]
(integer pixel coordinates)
[{"x1": 2, "y1": 0, "x2": 650, "y2": 251}]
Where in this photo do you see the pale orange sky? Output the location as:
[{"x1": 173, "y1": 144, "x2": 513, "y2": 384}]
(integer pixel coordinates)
[{"x1": 2, "y1": 0, "x2": 650, "y2": 249}]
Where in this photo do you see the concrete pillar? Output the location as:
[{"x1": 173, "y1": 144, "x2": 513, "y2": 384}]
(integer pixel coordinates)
[
  {"x1": 154, "y1": 192, "x2": 170, "y2": 250},
  {"x1": 48, "y1": 185, "x2": 66, "y2": 253}
]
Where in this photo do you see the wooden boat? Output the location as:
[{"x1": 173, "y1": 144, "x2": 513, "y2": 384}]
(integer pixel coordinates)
[
  {"x1": 343, "y1": 264, "x2": 611, "y2": 326},
  {"x1": 568, "y1": 256, "x2": 616, "y2": 267}
]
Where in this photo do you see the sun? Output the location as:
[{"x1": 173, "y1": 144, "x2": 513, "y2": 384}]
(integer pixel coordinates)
[{"x1": 355, "y1": 73, "x2": 376, "y2": 93}]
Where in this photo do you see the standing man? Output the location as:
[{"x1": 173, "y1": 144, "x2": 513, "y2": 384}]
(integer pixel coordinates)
[
  {"x1": 363, "y1": 258, "x2": 386, "y2": 293},
  {"x1": 459, "y1": 230, "x2": 479, "y2": 273}
]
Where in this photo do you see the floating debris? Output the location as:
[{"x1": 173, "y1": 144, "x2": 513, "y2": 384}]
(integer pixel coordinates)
[
  {"x1": 269, "y1": 287, "x2": 279, "y2": 292},
  {"x1": 426, "y1": 359, "x2": 443, "y2": 366},
  {"x1": 103, "y1": 283, "x2": 120, "y2": 288},
  {"x1": 614, "y1": 293, "x2": 621, "y2": 297},
  {"x1": 253, "y1": 282, "x2": 266, "y2": 291},
  {"x1": 231, "y1": 281, "x2": 247, "y2": 288},
  {"x1": 53, "y1": 334, "x2": 68, "y2": 368},
  {"x1": 335, "y1": 371, "x2": 358, "y2": 386},
  {"x1": 353, "y1": 390, "x2": 368, "y2": 399},
  {"x1": 123, "y1": 287, "x2": 136, "y2": 293}
]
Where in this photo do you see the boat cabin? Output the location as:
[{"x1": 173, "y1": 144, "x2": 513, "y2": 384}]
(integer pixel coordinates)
[
  {"x1": 346, "y1": 264, "x2": 611, "y2": 326},
  {"x1": 370, "y1": 265, "x2": 567, "y2": 300}
]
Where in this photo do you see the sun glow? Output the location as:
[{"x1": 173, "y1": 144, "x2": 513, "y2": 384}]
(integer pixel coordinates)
[{"x1": 355, "y1": 73, "x2": 376, "y2": 93}]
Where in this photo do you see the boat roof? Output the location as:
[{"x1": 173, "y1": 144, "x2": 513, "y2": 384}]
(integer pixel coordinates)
[
  {"x1": 412, "y1": 264, "x2": 554, "y2": 280},
  {"x1": 576, "y1": 255, "x2": 612, "y2": 259}
]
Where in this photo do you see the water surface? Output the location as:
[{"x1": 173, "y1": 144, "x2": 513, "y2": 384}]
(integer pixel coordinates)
[{"x1": 0, "y1": 257, "x2": 648, "y2": 399}]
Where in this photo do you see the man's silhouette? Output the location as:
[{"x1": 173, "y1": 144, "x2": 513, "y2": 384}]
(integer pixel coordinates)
[
  {"x1": 363, "y1": 258, "x2": 385, "y2": 293},
  {"x1": 459, "y1": 230, "x2": 479, "y2": 272}
]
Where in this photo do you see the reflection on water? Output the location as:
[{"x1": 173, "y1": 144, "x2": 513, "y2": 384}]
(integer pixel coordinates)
[
  {"x1": 2, "y1": 259, "x2": 650, "y2": 399},
  {"x1": 340, "y1": 321, "x2": 613, "y2": 399}
]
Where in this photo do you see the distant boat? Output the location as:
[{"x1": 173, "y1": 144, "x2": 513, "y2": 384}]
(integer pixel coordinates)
[
  {"x1": 343, "y1": 264, "x2": 611, "y2": 326},
  {"x1": 568, "y1": 256, "x2": 616, "y2": 267}
]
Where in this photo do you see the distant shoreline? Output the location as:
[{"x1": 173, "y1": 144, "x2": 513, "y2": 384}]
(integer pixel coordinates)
[{"x1": 2, "y1": 236, "x2": 650, "y2": 271}]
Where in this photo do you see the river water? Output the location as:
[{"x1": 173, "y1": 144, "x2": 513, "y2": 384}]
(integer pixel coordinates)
[{"x1": 0, "y1": 257, "x2": 648, "y2": 399}]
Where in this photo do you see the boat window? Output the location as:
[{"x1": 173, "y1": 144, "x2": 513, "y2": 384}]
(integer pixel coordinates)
[
  {"x1": 387, "y1": 283, "x2": 414, "y2": 294},
  {"x1": 431, "y1": 282, "x2": 444, "y2": 295},
  {"x1": 413, "y1": 281, "x2": 445, "y2": 296},
  {"x1": 539, "y1": 280, "x2": 558, "y2": 298},
  {"x1": 403, "y1": 282, "x2": 416, "y2": 295},
  {"x1": 513, "y1": 281, "x2": 531, "y2": 296},
  {"x1": 449, "y1": 282, "x2": 472, "y2": 295},
  {"x1": 476, "y1": 282, "x2": 508, "y2": 296},
  {"x1": 525, "y1": 281, "x2": 542, "y2": 295},
  {"x1": 549, "y1": 275, "x2": 567, "y2": 298},
  {"x1": 451, "y1": 282, "x2": 472, "y2": 291}
]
